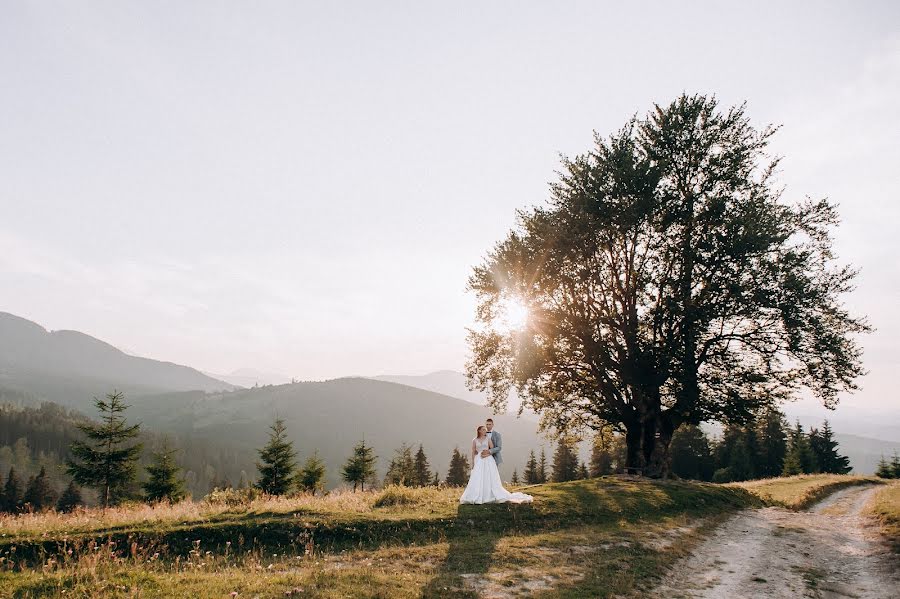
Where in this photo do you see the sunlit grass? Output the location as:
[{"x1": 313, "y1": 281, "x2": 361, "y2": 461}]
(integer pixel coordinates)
[
  {"x1": 731, "y1": 474, "x2": 880, "y2": 509},
  {"x1": 865, "y1": 481, "x2": 900, "y2": 553}
]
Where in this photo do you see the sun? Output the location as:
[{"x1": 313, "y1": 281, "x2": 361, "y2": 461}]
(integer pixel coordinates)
[{"x1": 497, "y1": 296, "x2": 529, "y2": 331}]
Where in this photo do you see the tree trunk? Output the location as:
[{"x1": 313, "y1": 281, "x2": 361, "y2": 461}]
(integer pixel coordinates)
[{"x1": 624, "y1": 425, "x2": 643, "y2": 473}]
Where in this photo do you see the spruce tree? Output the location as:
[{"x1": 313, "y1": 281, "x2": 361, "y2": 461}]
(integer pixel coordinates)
[
  {"x1": 23, "y1": 466, "x2": 57, "y2": 511},
  {"x1": 783, "y1": 422, "x2": 817, "y2": 475},
  {"x1": 511, "y1": 469, "x2": 520, "y2": 485},
  {"x1": 551, "y1": 439, "x2": 578, "y2": 483},
  {"x1": 875, "y1": 455, "x2": 895, "y2": 479},
  {"x1": 589, "y1": 434, "x2": 614, "y2": 477},
  {"x1": 342, "y1": 439, "x2": 377, "y2": 491},
  {"x1": 538, "y1": 448, "x2": 548, "y2": 483},
  {"x1": 255, "y1": 418, "x2": 297, "y2": 495},
  {"x1": 756, "y1": 408, "x2": 789, "y2": 478},
  {"x1": 144, "y1": 443, "x2": 187, "y2": 503},
  {"x1": 524, "y1": 450, "x2": 539, "y2": 484},
  {"x1": 1, "y1": 467, "x2": 23, "y2": 513},
  {"x1": 66, "y1": 391, "x2": 142, "y2": 508},
  {"x1": 385, "y1": 444, "x2": 416, "y2": 486},
  {"x1": 808, "y1": 421, "x2": 851, "y2": 474},
  {"x1": 297, "y1": 452, "x2": 326, "y2": 494},
  {"x1": 669, "y1": 425, "x2": 714, "y2": 481},
  {"x1": 446, "y1": 447, "x2": 469, "y2": 486},
  {"x1": 578, "y1": 462, "x2": 589, "y2": 480},
  {"x1": 431, "y1": 471, "x2": 440, "y2": 486},
  {"x1": 413, "y1": 444, "x2": 431, "y2": 487},
  {"x1": 56, "y1": 481, "x2": 83, "y2": 512},
  {"x1": 892, "y1": 453, "x2": 900, "y2": 478}
]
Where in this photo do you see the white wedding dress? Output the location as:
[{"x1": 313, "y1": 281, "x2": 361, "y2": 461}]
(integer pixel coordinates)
[{"x1": 459, "y1": 436, "x2": 533, "y2": 504}]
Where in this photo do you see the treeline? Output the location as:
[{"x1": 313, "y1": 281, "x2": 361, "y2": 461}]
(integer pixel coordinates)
[{"x1": 875, "y1": 454, "x2": 900, "y2": 479}]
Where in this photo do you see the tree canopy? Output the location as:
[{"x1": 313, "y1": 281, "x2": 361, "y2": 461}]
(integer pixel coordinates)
[{"x1": 467, "y1": 93, "x2": 868, "y2": 475}]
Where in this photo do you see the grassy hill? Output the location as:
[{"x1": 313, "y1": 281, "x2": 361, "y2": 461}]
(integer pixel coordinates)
[{"x1": 0, "y1": 477, "x2": 765, "y2": 598}]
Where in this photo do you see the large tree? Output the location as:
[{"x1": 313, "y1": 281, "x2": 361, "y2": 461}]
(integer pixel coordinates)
[
  {"x1": 467, "y1": 94, "x2": 868, "y2": 475},
  {"x1": 66, "y1": 391, "x2": 142, "y2": 508}
]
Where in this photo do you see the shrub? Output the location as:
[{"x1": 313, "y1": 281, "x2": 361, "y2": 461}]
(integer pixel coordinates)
[
  {"x1": 204, "y1": 486, "x2": 261, "y2": 507},
  {"x1": 712, "y1": 467, "x2": 733, "y2": 483}
]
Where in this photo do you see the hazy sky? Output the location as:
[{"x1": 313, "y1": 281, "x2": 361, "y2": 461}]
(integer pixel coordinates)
[{"x1": 1, "y1": 2, "x2": 898, "y2": 414}]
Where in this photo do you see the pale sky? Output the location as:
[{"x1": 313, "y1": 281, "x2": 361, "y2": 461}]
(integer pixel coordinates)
[{"x1": 1, "y1": 2, "x2": 898, "y2": 415}]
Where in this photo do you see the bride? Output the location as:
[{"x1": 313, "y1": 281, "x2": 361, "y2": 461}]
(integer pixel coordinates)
[{"x1": 460, "y1": 425, "x2": 533, "y2": 504}]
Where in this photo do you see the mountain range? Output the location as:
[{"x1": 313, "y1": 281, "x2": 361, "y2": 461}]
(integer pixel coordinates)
[{"x1": 0, "y1": 311, "x2": 896, "y2": 478}]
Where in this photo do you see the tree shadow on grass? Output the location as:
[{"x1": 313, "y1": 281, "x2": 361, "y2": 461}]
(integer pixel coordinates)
[{"x1": 421, "y1": 502, "x2": 535, "y2": 599}]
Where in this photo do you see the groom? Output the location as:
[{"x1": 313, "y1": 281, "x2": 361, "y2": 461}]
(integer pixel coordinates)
[{"x1": 480, "y1": 418, "x2": 502, "y2": 469}]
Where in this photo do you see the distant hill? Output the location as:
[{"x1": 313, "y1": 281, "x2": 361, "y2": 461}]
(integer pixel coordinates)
[
  {"x1": 203, "y1": 368, "x2": 293, "y2": 388},
  {"x1": 128, "y1": 378, "x2": 553, "y2": 489},
  {"x1": 0, "y1": 312, "x2": 233, "y2": 411}
]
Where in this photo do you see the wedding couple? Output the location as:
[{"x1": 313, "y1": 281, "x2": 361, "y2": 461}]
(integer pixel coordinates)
[{"x1": 459, "y1": 418, "x2": 533, "y2": 505}]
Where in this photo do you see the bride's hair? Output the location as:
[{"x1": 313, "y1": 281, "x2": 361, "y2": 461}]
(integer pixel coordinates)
[{"x1": 476, "y1": 425, "x2": 486, "y2": 437}]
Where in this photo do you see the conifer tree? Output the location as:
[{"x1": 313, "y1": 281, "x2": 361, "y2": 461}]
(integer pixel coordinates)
[
  {"x1": 589, "y1": 434, "x2": 614, "y2": 477},
  {"x1": 431, "y1": 471, "x2": 440, "y2": 486},
  {"x1": 342, "y1": 439, "x2": 377, "y2": 491},
  {"x1": 524, "y1": 450, "x2": 539, "y2": 484},
  {"x1": 56, "y1": 481, "x2": 83, "y2": 512},
  {"x1": 255, "y1": 417, "x2": 297, "y2": 495},
  {"x1": 297, "y1": 452, "x2": 326, "y2": 494},
  {"x1": 385, "y1": 444, "x2": 416, "y2": 486},
  {"x1": 23, "y1": 466, "x2": 57, "y2": 511},
  {"x1": 783, "y1": 421, "x2": 818, "y2": 475},
  {"x1": 66, "y1": 391, "x2": 142, "y2": 508},
  {"x1": 875, "y1": 455, "x2": 896, "y2": 479},
  {"x1": 893, "y1": 453, "x2": 900, "y2": 478},
  {"x1": 578, "y1": 462, "x2": 589, "y2": 480},
  {"x1": 446, "y1": 447, "x2": 469, "y2": 486},
  {"x1": 413, "y1": 444, "x2": 431, "y2": 487},
  {"x1": 511, "y1": 469, "x2": 520, "y2": 485},
  {"x1": 1, "y1": 467, "x2": 23, "y2": 513},
  {"x1": 808, "y1": 421, "x2": 851, "y2": 474},
  {"x1": 538, "y1": 448, "x2": 548, "y2": 483},
  {"x1": 756, "y1": 408, "x2": 789, "y2": 478},
  {"x1": 669, "y1": 425, "x2": 714, "y2": 481},
  {"x1": 144, "y1": 443, "x2": 187, "y2": 503},
  {"x1": 551, "y1": 439, "x2": 578, "y2": 482}
]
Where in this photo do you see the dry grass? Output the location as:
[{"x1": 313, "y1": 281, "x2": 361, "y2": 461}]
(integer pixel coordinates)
[
  {"x1": 730, "y1": 474, "x2": 879, "y2": 509},
  {"x1": 0, "y1": 487, "x2": 414, "y2": 540},
  {"x1": 865, "y1": 481, "x2": 900, "y2": 552}
]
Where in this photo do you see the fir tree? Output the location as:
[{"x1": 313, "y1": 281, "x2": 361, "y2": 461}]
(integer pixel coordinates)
[
  {"x1": 431, "y1": 471, "x2": 440, "y2": 486},
  {"x1": 23, "y1": 466, "x2": 57, "y2": 511},
  {"x1": 66, "y1": 391, "x2": 143, "y2": 508},
  {"x1": 143, "y1": 443, "x2": 187, "y2": 503},
  {"x1": 893, "y1": 453, "x2": 900, "y2": 478},
  {"x1": 1, "y1": 467, "x2": 23, "y2": 513},
  {"x1": 875, "y1": 455, "x2": 895, "y2": 479},
  {"x1": 56, "y1": 481, "x2": 83, "y2": 512},
  {"x1": 755, "y1": 408, "x2": 789, "y2": 478},
  {"x1": 808, "y1": 421, "x2": 851, "y2": 474},
  {"x1": 413, "y1": 444, "x2": 431, "y2": 487},
  {"x1": 446, "y1": 447, "x2": 469, "y2": 486},
  {"x1": 589, "y1": 433, "x2": 614, "y2": 477},
  {"x1": 669, "y1": 425, "x2": 714, "y2": 481},
  {"x1": 524, "y1": 450, "x2": 539, "y2": 484},
  {"x1": 783, "y1": 422, "x2": 817, "y2": 475},
  {"x1": 255, "y1": 417, "x2": 297, "y2": 495},
  {"x1": 578, "y1": 462, "x2": 589, "y2": 480},
  {"x1": 297, "y1": 452, "x2": 326, "y2": 494},
  {"x1": 342, "y1": 439, "x2": 378, "y2": 491},
  {"x1": 551, "y1": 439, "x2": 579, "y2": 483},
  {"x1": 538, "y1": 448, "x2": 548, "y2": 483},
  {"x1": 385, "y1": 444, "x2": 416, "y2": 486}
]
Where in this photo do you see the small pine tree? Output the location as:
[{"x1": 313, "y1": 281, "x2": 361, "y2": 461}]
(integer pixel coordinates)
[
  {"x1": 431, "y1": 471, "x2": 440, "y2": 486},
  {"x1": 342, "y1": 439, "x2": 378, "y2": 491},
  {"x1": 511, "y1": 469, "x2": 520, "y2": 485},
  {"x1": 446, "y1": 447, "x2": 469, "y2": 486},
  {"x1": 1, "y1": 467, "x2": 23, "y2": 513},
  {"x1": 23, "y1": 466, "x2": 58, "y2": 511},
  {"x1": 578, "y1": 462, "x2": 589, "y2": 480},
  {"x1": 385, "y1": 444, "x2": 416, "y2": 486},
  {"x1": 875, "y1": 455, "x2": 895, "y2": 479},
  {"x1": 892, "y1": 453, "x2": 900, "y2": 478},
  {"x1": 784, "y1": 421, "x2": 818, "y2": 475},
  {"x1": 808, "y1": 421, "x2": 851, "y2": 474},
  {"x1": 143, "y1": 443, "x2": 187, "y2": 503},
  {"x1": 538, "y1": 448, "x2": 548, "y2": 483},
  {"x1": 524, "y1": 450, "x2": 539, "y2": 484},
  {"x1": 66, "y1": 391, "x2": 143, "y2": 508},
  {"x1": 551, "y1": 439, "x2": 579, "y2": 483},
  {"x1": 589, "y1": 433, "x2": 614, "y2": 477},
  {"x1": 413, "y1": 444, "x2": 431, "y2": 487},
  {"x1": 56, "y1": 481, "x2": 83, "y2": 512},
  {"x1": 755, "y1": 408, "x2": 789, "y2": 477},
  {"x1": 297, "y1": 452, "x2": 327, "y2": 494},
  {"x1": 255, "y1": 418, "x2": 297, "y2": 495}
]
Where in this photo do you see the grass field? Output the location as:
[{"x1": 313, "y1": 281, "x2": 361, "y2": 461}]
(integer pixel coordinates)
[
  {"x1": 865, "y1": 481, "x2": 900, "y2": 553},
  {"x1": 731, "y1": 474, "x2": 881, "y2": 509},
  {"x1": 0, "y1": 475, "x2": 887, "y2": 598}
]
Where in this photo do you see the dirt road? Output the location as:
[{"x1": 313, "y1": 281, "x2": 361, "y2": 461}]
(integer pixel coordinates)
[{"x1": 652, "y1": 485, "x2": 899, "y2": 598}]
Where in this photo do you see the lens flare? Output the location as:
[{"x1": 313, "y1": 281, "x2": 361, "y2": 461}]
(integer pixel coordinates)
[{"x1": 497, "y1": 296, "x2": 529, "y2": 331}]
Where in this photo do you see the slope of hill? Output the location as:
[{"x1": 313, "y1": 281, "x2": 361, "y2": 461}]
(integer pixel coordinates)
[
  {"x1": 0, "y1": 312, "x2": 232, "y2": 411},
  {"x1": 130, "y1": 378, "x2": 552, "y2": 488}
]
